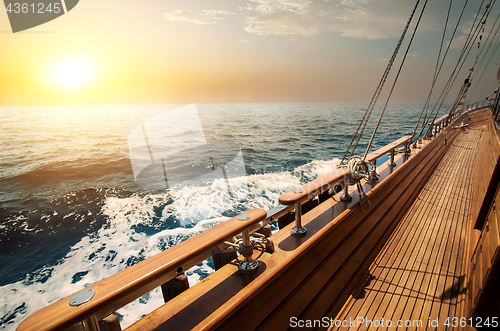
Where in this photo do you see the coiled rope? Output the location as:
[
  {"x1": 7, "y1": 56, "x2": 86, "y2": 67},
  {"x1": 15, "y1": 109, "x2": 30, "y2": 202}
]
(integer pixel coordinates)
[{"x1": 339, "y1": 0, "x2": 428, "y2": 212}]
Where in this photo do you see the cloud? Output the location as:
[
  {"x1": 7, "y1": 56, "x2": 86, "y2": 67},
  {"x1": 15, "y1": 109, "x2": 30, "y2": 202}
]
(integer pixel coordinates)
[
  {"x1": 239, "y1": 39, "x2": 251, "y2": 43},
  {"x1": 446, "y1": 35, "x2": 468, "y2": 50},
  {"x1": 163, "y1": 1, "x2": 466, "y2": 39},
  {"x1": 165, "y1": 9, "x2": 235, "y2": 25},
  {"x1": 406, "y1": 51, "x2": 418, "y2": 58},
  {"x1": 242, "y1": 0, "x2": 417, "y2": 39}
]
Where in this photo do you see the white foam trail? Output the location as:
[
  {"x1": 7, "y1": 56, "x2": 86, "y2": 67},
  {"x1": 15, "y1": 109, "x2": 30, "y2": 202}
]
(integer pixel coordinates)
[
  {"x1": 1, "y1": 158, "x2": 340, "y2": 330},
  {"x1": 293, "y1": 158, "x2": 341, "y2": 181}
]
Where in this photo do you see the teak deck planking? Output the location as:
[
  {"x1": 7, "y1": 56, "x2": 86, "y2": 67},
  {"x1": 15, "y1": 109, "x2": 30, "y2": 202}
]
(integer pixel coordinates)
[
  {"x1": 125, "y1": 110, "x2": 469, "y2": 331},
  {"x1": 17, "y1": 108, "x2": 496, "y2": 331},
  {"x1": 331, "y1": 120, "x2": 483, "y2": 330}
]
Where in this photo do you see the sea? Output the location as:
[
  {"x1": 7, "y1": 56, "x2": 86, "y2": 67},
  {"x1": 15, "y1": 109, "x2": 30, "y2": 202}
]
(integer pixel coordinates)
[{"x1": 0, "y1": 103, "x2": 437, "y2": 330}]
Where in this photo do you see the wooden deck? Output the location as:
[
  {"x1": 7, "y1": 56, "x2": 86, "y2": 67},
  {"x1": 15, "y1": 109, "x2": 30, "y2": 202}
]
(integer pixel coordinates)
[{"x1": 332, "y1": 126, "x2": 483, "y2": 330}]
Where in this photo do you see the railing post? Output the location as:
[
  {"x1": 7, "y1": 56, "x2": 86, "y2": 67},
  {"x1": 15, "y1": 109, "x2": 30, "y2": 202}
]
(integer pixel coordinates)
[
  {"x1": 98, "y1": 313, "x2": 122, "y2": 331},
  {"x1": 404, "y1": 142, "x2": 411, "y2": 161},
  {"x1": 340, "y1": 174, "x2": 352, "y2": 201},
  {"x1": 390, "y1": 150, "x2": 396, "y2": 166},
  {"x1": 291, "y1": 201, "x2": 307, "y2": 236},
  {"x1": 82, "y1": 315, "x2": 100, "y2": 331},
  {"x1": 237, "y1": 214, "x2": 259, "y2": 272}
]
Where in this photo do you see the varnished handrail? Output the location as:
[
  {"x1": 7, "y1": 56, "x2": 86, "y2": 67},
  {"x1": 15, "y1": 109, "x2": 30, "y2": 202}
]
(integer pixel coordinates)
[
  {"x1": 279, "y1": 135, "x2": 412, "y2": 207},
  {"x1": 279, "y1": 169, "x2": 347, "y2": 206},
  {"x1": 365, "y1": 135, "x2": 412, "y2": 163},
  {"x1": 17, "y1": 209, "x2": 267, "y2": 331},
  {"x1": 467, "y1": 100, "x2": 493, "y2": 110},
  {"x1": 279, "y1": 135, "x2": 413, "y2": 236},
  {"x1": 434, "y1": 114, "x2": 449, "y2": 124}
]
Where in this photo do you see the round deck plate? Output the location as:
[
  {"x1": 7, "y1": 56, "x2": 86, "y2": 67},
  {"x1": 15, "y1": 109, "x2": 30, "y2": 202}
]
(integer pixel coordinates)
[
  {"x1": 69, "y1": 289, "x2": 96, "y2": 306},
  {"x1": 237, "y1": 214, "x2": 251, "y2": 221}
]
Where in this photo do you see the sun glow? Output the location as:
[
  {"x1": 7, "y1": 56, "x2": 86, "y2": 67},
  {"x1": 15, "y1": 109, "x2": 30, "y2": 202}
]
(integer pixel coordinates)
[{"x1": 49, "y1": 58, "x2": 95, "y2": 89}]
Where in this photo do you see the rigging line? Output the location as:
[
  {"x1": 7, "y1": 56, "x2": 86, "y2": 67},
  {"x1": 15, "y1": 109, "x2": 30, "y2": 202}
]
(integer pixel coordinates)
[
  {"x1": 419, "y1": 0, "x2": 455, "y2": 130},
  {"x1": 474, "y1": 7, "x2": 500, "y2": 68},
  {"x1": 451, "y1": 81, "x2": 467, "y2": 111},
  {"x1": 414, "y1": 0, "x2": 474, "y2": 140},
  {"x1": 421, "y1": 0, "x2": 493, "y2": 134},
  {"x1": 341, "y1": 30, "x2": 415, "y2": 165},
  {"x1": 410, "y1": 0, "x2": 464, "y2": 142},
  {"x1": 418, "y1": 0, "x2": 469, "y2": 128},
  {"x1": 444, "y1": 0, "x2": 496, "y2": 112},
  {"x1": 469, "y1": 11, "x2": 500, "y2": 99},
  {"x1": 466, "y1": 2, "x2": 499, "y2": 90},
  {"x1": 363, "y1": 0, "x2": 429, "y2": 161},
  {"x1": 470, "y1": 32, "x2": 500, "y2": 101},
  {"x1": 471, "y1": 24, "x2": 500, "y2": 92},
  {"x1": 440, "y1": 0, "x2": 489, "y2": 98},
  {"x1": 346, "y1": 2, "x2": 419, "y2": 163},
  {"x1": 339, "y1": 0, "x2": 422, "y2": 165},
  {"x1": 453, "y1": 0, "x2": 494, "y2": 75},
  {"x1": 439, "y1": 0, "x2": 489, "y2": 106},
  {"x1": 457, "y1": 0, "x2": 486, "y2": 60}
]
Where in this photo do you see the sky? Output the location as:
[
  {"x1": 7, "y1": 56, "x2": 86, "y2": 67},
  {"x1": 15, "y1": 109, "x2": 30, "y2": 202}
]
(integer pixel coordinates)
[{"x1": 0, "y1": 0, "x2": 499, "y2": 105}]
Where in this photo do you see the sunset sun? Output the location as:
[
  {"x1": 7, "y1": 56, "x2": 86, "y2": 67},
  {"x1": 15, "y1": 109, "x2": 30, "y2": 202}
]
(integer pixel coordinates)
[{"x1": 49, "y1": 58, "x2": 95, "y2": 89}]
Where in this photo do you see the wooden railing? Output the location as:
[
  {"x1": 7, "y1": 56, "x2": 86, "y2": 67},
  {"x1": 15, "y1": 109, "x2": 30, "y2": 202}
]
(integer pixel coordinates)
[
  {"x1": 278, "y1": 135, "x2": 412, "y2": 236},
  {"x1": 16, "y1": 133, "x2": 428, "y2": 331},
  {"x1": 365, "y1": 135, "x2": 412, "y2": 165},
  {"x1": 467, "y1": 100, "x2": 493, "y2": 110},
  {"x1": 426, "y1": 100, "x2": 497, "y2": 138},
  {"x1": 16, "y1": 209, "x2": 269, "y2": 331},
  {"x1": 429, "y1": 107, "x2": 474, "y2": 137}
]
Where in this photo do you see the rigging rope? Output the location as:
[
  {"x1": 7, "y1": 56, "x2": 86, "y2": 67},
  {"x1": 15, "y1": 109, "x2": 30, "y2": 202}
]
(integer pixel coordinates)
[
  {"x1": 363, "y1": 0, "x2": 429, "y2": 160},
  {"x1": 420, "y1": 0, "x2": 486, "y2": 133},
  {"x1": 468, "y1": 10, "x2": 500, "y2": 100},
  {"x1": 339, "y1": 0, "x2": 422, "y2": 165},
  {"x1": 417, "y1": 0, "x2": 493, "y2": 139},
  {"x1": 447, "y1": 0, "x2": 495, "y2": 115},
  {"x1": 424, "y1": 0, "x2": 487, "y2": 133},
  {"x1": 410, "y1": 0, "x2": 466, "y2": 143}
]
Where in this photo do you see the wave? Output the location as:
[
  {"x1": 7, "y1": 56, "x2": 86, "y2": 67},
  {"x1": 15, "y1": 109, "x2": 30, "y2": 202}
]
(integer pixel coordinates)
[
  {"x1": 0, "y1": 102, "x2": 430, "y2": 330},
  {"x1": 0, "y1": 158, "x2": 340, "y2": 330}
]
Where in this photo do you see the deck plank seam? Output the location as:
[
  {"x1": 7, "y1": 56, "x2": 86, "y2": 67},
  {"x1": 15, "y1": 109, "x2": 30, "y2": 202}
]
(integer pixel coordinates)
[{"x1": 340, "y1": 131, "x2": 478, "y2": 330}]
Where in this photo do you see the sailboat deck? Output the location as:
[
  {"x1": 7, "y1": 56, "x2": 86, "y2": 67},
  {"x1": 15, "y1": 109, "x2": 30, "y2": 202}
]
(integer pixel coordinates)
[{"x1": 332, "y1": 127, "x2": 482, "y2": 330}]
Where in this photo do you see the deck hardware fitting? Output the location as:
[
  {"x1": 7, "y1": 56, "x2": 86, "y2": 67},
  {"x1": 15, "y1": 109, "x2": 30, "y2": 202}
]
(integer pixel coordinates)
[
  {"x1": 225, "y1": 232, "x2": 274, "y2": 254},
  {"x1": 237, "y1": 214, "x2": 251, "y2": 221},
  {"x1": 291, "y1": 202, "x2": 307, "y2": 236},
  {"x1": 69, "y1": 289, "x2": 96, "y2": 307},
  {"x1": 333, "y1": 182, "x2": 344, "y2": 194},
  {"x1": 340, "y1": 174, "x2": 352, "y2": 201},
  {"x1": 82, "y1": 314, "x2": 100, "y2": 331},
  {"x1": 356, "y1": 182, "x2": 370, "y2": 212},
  {"x1": 390, "y1": 150, "x2": 396, "y2": 167},
  {"x1": 293, "y1": 189, "x2": 303, "y2": 194},
  {"x1": 236, "y1": 213, "x2": 259, "y2": 273},
  {"x1": 404, "y1": 142, "x2": 411, "y2": 157},
  {"x1": 238, "y1": 228, "x2": 259, "y2": 273},
  {"x1": 369, "y1": 160, "x2": 379, "y2": 181}
]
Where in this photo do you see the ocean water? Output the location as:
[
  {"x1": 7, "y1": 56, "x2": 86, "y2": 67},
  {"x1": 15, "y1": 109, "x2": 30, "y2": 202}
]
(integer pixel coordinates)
[{"x1": 0, "y1": 103, "x2": 433, "y2": 330}]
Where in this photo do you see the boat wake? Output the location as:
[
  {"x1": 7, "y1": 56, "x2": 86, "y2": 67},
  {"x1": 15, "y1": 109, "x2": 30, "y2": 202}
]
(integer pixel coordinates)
[{"x1": 0, "y1": 158, "x2": 340, "y2": 330}]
